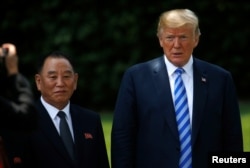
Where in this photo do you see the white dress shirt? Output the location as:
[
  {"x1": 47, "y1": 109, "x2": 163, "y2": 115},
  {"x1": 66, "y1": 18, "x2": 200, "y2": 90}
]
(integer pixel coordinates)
[
  {"x1": 164, "y1": 55, "x2": 194, "y2": 124},
  {"x1": 40, "y1": 96, "x2": 75, "y2": 141}
]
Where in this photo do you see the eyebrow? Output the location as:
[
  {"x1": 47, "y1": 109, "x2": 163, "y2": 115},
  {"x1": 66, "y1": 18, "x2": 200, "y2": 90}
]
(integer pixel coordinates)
[{"x1": 46, "y1": 70, "x2": 74, "y2": 75}]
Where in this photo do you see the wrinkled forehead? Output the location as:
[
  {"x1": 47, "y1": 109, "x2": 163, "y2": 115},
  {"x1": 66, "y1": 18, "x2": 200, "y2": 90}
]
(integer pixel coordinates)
[
  {"x1": 41, "y1": 57, "x2": 74, "y2": 73},
  {"x1": 159, "y1": 24, "x2": 197, "y2": 38}
]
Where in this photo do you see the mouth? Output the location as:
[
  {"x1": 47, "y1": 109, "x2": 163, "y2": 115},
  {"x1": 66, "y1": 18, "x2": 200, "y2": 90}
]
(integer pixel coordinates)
[
  {"x1": 54, "y1": 90, "x2": 66, "y2": 94},
  {"x1": 172, "y1": 52, "x2": 183, "y2": 57}
]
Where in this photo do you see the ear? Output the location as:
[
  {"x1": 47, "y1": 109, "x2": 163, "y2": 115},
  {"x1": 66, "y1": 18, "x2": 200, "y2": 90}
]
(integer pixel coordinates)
[
  {"x1": 158, "y1": 36, "x2": 164, "y2": 48},
  {"x1": 74, "y1": 73, "x2": 78, "y2": 90},
  {"x1": 35, "y1": 74, "x2": 41, "y2": 91},
  {"x1": 193, "y1": 34, "x2": 200, "y2": 48}
]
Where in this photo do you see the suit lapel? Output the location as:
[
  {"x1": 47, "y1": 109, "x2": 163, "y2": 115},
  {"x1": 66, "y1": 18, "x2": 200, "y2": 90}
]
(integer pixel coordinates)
[
  {"x1": 70, "y1": 108, "x2": 84, "y2": 160},
  {"x1": 151, "y1": 57, "x2": 179, "y2": 141},
  {"x1": 150, "y1": 57, "x2": 208, "y2": 147},
  {"x1": 36, "y1": 101, "x2": 74, "y2": 164},
  {"x1": 191, "y1": 59, "x2": 208, "y2": 146}
]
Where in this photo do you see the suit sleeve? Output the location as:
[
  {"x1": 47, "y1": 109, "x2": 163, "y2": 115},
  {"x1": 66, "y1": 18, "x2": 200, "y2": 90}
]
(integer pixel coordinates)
[
  {"x1": 0, "y1": 73, "x2": 37, "y2": 130},
  {"x1": 111, "y1": 69, "x2": 137, "y2": 168},
  {"x1": 222, "y1": 72, "x2": 243, "y2": 151},
  {"x1": 96, "y1": 114, "x2": 110, "y2": 168}
]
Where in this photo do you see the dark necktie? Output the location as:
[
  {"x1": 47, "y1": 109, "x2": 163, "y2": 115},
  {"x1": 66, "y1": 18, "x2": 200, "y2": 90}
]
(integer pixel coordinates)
[
  {"x1": 174, "y1": 68, "x2": 192, "y2": 168},
  {"x1": 57, "y1": 111, "x2": 75, "y2": 161}
]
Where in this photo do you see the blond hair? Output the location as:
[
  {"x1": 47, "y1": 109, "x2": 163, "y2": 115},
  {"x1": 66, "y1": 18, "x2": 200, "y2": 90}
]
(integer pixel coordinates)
[{"x1": 157, "y1": 9, "x2": 201, "y2": 37}]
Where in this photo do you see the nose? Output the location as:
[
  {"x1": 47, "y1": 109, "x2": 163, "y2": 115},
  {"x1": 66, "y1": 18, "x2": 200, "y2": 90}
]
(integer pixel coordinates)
[
  {"x1": 173, "y1": 38, "x2": 181, "y2": 48},
  {"x1": 56, "y1": 77, "x2": 65, "y2": 86}
]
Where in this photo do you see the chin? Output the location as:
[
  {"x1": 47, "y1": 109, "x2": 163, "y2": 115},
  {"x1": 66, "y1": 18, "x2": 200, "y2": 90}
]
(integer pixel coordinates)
[{"x1": 172, "y1": 60, "x2": 185, "y2": 67}]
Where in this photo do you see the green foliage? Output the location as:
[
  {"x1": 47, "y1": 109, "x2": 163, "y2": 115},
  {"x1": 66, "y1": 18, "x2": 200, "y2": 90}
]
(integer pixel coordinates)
[{"x1": 1, "y1": 0, "x2": 250, "y2": 110}]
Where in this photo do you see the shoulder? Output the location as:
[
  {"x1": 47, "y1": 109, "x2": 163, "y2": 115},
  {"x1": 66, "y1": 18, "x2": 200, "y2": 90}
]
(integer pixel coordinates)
[
  {"x1": 125, "y1": 56, "x2": 164, "y2": 74},
  {"x1": 70, "y1": 104, "x2": 103, "y2": 127},
  {"x1": 194, "y1": 58, "x2": 231, "y2": 75},
  {"x1": 70, "y1": 104, "x2": 100, "y2": 119}
]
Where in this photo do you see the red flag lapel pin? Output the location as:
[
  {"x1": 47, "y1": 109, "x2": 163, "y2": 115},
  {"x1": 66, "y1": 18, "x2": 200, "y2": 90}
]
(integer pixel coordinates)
[
  {"x1": 13, "y1": 156, "x2": 22, "y2": 164},
  {"x1": 201, "y1": 77, "x2": 206, "y2": 83},
  {"x1": 84, "y1": 133, "x2": 93, "y2": 139}
]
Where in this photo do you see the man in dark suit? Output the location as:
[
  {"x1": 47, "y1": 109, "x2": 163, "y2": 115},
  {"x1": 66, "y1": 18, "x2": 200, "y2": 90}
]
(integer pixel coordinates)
[
  {"x1": 111, "y1": 9, "x2": 243, "y2": 168},
  {"x1": 0, "y1": 43, "x2": 37, "y2": 168},
  {"x1": 0, "y1": 43, "x2": 36, "y2": 130},
  {"x1": 23, "y1": 51, "x2": 109, "y2": 168}
]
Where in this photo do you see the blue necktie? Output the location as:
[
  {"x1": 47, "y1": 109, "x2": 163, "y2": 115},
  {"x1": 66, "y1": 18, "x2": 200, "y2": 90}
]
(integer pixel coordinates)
[
  {"x1": 174, "y1": 68, "x2": 192, "y2": 168},
  {"x1": 58, "y1": 111, "x2": 75, "y2": 161}
]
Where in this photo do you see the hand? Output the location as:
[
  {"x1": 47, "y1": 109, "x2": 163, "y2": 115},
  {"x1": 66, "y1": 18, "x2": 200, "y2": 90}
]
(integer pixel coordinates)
[{"x1": 1, "y1": 43, "x2": 19, "y2": 76}]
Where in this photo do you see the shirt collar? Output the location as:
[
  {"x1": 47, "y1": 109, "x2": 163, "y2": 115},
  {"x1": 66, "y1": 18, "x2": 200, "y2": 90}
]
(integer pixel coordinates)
[
  {"x1": 164, "y1": 55, "x2": 193, "y2": 77},
  {"x1": 40, "y1": 96, "x2": 70, "y2": 120}
]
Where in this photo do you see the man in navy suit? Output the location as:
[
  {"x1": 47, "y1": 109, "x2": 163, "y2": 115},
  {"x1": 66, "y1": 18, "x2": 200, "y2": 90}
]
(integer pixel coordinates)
[
  {"x1": 23, "y1": 51, "x2": 110, "y2": 168},
  {"x1": 111, "y1": 9, "x2": 243, "y2": 168}
]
